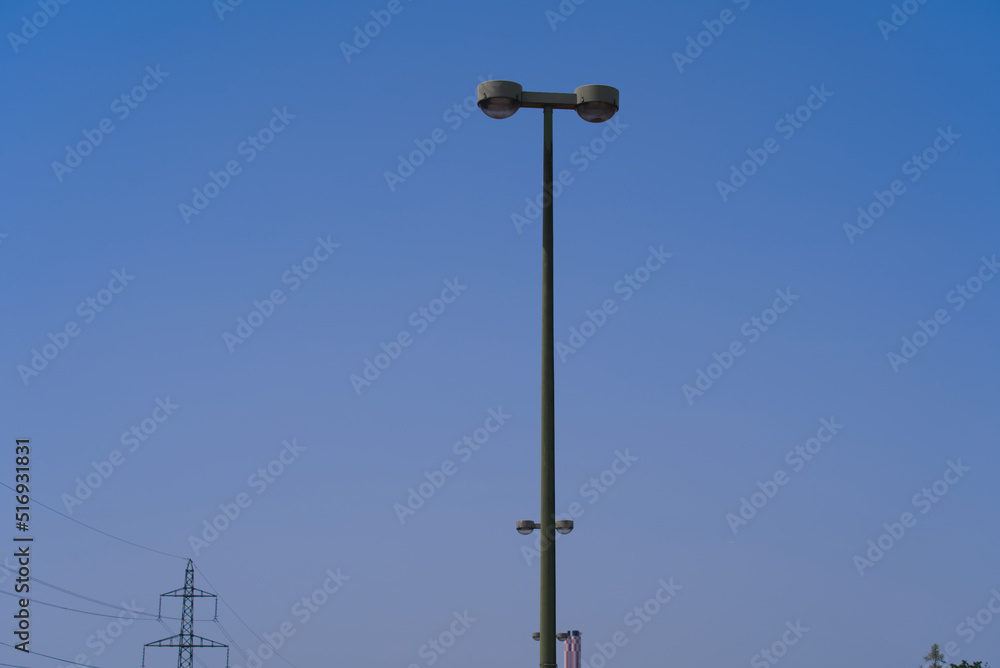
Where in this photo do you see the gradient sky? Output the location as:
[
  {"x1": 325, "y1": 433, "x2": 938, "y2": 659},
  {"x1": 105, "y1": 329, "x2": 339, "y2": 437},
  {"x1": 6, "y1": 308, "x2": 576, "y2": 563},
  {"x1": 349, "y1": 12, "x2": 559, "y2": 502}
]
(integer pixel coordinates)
[{"x1": 2, "y1": 1, "x2": 999, "y2": 667}]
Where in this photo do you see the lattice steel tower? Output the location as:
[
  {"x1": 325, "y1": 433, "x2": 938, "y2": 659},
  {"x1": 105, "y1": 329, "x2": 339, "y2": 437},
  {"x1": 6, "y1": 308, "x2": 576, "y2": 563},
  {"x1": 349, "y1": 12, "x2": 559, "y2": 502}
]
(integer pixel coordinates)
[{"x1": 142, "y1": 559, "x2": 228, "y2": 668}]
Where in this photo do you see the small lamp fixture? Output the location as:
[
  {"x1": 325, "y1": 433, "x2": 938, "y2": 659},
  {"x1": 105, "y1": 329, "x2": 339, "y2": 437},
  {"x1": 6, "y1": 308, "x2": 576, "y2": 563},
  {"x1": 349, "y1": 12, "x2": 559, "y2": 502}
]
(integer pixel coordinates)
[
  {"x1": 554, "y1": 520, "x2": 574, "y2": 535},
  {"x1": 516, "y1": 520, "x2": 540, "y2": 535}
]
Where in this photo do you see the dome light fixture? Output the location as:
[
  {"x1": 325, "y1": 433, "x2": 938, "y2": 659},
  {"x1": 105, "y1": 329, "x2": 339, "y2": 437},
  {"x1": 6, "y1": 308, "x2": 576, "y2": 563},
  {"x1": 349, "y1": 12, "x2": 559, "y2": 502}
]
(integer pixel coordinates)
[
  {"x1": 574, "y1": 85, "x2": 619, "y2": 123},
  {"x1": 516, "y1": 520, "x2": 539, "y2": 535},
  {"x1": 477, "y1": 80, "x2": 523, "y2": 119},
  {"x1": 554, "y1": 520, "x2": 574, "y2": 535}
]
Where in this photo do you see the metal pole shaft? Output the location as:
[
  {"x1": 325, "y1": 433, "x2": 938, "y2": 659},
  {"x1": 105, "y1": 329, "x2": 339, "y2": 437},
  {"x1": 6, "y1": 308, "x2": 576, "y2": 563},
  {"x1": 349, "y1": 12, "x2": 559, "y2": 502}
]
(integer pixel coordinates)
[{"x1": 540, "y1": 105, "x2": 556, "y2": 668}]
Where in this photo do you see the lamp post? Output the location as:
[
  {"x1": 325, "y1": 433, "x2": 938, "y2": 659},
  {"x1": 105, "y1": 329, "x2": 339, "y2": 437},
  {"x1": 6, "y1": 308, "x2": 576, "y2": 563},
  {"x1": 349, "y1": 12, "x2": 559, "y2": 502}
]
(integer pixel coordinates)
[{"x1": 477, "y1": 80, "x2": 619, "y2": 668}]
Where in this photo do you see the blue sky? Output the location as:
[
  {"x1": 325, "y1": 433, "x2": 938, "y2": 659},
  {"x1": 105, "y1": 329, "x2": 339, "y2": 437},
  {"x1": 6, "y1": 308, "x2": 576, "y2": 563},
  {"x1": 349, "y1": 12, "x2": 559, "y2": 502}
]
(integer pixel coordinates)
[{"x1": 2, "y1": 1, "x2": 999, "y2": 667}]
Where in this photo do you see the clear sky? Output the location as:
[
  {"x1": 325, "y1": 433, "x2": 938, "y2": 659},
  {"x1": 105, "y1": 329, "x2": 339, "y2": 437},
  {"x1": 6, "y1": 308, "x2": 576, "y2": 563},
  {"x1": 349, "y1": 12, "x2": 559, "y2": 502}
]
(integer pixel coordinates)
[{"x1": 2, "y1": 1, "x2": 999, "y2": 667}]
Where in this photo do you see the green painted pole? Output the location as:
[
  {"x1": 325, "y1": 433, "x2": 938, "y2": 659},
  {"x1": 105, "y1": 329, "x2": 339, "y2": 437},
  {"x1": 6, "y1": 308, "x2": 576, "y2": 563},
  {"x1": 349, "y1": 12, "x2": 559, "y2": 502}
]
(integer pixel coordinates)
[{"x1": 540, "y1": 104, "x2": 557, "y2": 668}]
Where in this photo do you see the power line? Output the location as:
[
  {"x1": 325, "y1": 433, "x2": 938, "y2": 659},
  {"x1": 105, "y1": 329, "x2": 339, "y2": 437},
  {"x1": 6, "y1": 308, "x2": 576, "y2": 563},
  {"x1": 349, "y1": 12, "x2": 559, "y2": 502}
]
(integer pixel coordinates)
[
  {"x1": 213, "y1": 619, "x2": 252, "y2": 665},
  {"x1": 0, "y1": 640, "x2": 101, "y2": 667},
  {"x1": 193, "y1": 565, "x2": 300, "y2": 668},
  {"x1": 0, "y1": 588, "x2": 151, "y2": 619},
  {"x1": 0, "y1": 588, "x2": 212, "y2": 621},
  {"x1": 0, "y1": 562, "x2": 146, "y2": 614},
  {"x1": 0, "y1": 482, "x2": 185, "y2": 561}
]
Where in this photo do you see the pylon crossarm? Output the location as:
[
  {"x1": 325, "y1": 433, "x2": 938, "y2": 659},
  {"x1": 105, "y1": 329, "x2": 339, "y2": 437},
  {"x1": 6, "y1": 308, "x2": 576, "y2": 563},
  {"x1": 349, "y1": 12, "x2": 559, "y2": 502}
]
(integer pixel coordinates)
[
  {"x1": 144, "y1": 634, "x2": 226, "y2": 649},
  {"x1": 161, "y1": 587, "x2": 216, "y2": 597},
  {"x1": 188, "y1": 635, "x2": 227, "y2": 648}
]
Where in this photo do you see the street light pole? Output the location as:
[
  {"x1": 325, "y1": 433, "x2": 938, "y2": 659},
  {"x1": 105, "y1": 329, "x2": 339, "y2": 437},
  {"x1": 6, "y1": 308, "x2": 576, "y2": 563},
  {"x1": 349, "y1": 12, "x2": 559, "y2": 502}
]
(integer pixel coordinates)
[
  {"x1": 540, "y1": 103, "x2": 556, "y2": 668},
  {"x1": 477, "y1": 80, "x2": 619, "y2": 668}
]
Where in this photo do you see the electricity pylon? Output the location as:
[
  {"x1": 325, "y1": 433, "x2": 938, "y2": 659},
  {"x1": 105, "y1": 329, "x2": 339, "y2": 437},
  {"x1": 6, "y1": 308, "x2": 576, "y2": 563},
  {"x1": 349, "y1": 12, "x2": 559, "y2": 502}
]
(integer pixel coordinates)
[{"x1": 142, "y1": 559, "x2": 229, "y2": 668}]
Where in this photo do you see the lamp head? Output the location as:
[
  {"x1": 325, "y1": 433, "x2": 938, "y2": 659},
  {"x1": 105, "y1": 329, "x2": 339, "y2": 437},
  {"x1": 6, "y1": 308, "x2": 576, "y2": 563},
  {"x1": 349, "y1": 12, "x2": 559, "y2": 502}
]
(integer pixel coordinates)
[
  {"x1": 574, "y1": 85, "x2": 619, "y2": 123},
  {"x1": 554, "y1": 520, "x2": 574, "y2": 535},
  {"x1": 516, "y1": 520, "x2": 537, "y2": 535},
  {"x1": 477, "y1": 80, "x2": 523, "y2": 119}
]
